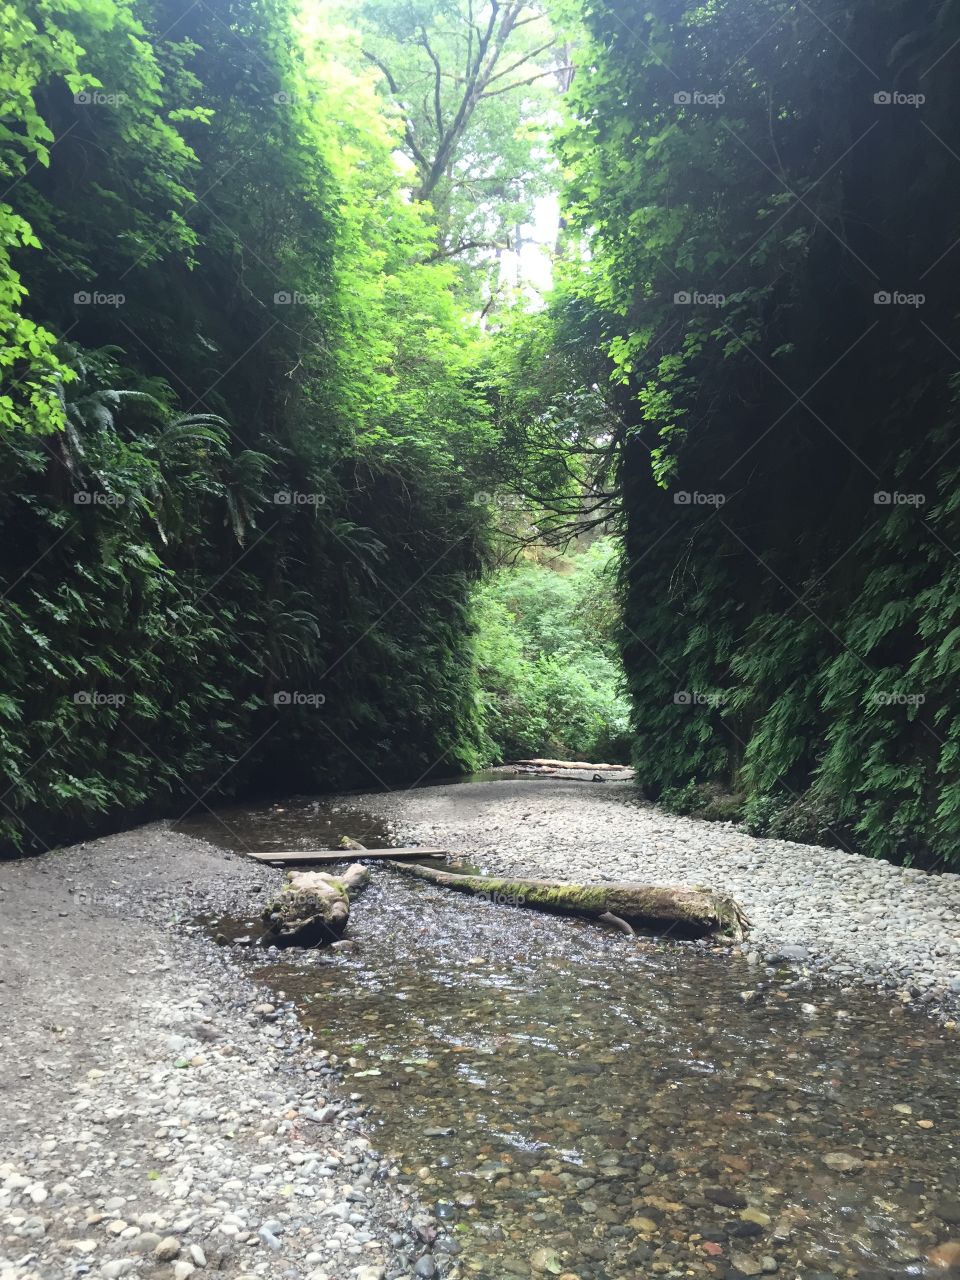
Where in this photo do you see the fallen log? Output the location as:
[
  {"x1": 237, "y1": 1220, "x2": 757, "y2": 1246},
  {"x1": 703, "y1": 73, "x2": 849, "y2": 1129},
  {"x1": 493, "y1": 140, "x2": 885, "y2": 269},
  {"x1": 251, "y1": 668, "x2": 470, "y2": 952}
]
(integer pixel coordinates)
[
  {"x1": 386, "y1": 860, "x2": 751, "y2": 940},
  {"x1": 260, "y1": 861, "x2": 369, "y2": 948},
  {"x1": 511, "y1": 758, "x2": 631, "y2": 772}
]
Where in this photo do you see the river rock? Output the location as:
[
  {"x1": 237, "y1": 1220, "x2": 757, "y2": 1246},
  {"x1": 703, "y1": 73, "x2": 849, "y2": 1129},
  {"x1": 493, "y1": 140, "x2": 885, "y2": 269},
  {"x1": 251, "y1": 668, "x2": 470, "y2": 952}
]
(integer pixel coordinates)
[
  {"x1": 936, "y1": 1200, "x2": 960, "y2": 1226},
  {"x1": 731, "y1": 1253, "x2": 763, "y2": 1276},
  {"x1": 154, "y1": 1235, "x2": 181, "y2": 1261},
  {"x1": 928, "y1": 1240, "x2": 960, "y2": 1268},
  {"x1": 822, "y1": 1152, "x2": 864, "y2": 1173}
]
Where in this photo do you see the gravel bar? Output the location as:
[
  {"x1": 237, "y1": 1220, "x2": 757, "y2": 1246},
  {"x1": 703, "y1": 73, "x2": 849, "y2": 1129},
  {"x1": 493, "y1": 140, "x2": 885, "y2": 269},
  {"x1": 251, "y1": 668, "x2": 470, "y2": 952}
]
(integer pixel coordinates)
[{"x1": 0, "y1": 826, "x2": 438, "y2": 1280}]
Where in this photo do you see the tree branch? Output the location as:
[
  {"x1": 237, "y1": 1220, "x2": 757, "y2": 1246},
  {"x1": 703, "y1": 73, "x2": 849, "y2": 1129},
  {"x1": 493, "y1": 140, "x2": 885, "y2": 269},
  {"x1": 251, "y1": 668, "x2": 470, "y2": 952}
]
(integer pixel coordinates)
[
  {"x1": 482, "y1": 66, "x2": 574, "y2": 99},
  {"x1": 426, "y1": 237, "x2": 510, "y2": 262},
  {"x1": 417, "y1": 27, "x2": 445, "y2": 136},
  {"x1": 481, "y1": 38, "x2": 557, "y2": 88},
  {"x1": 361, "y1": 49, "x2": 431, "y2": 175}
]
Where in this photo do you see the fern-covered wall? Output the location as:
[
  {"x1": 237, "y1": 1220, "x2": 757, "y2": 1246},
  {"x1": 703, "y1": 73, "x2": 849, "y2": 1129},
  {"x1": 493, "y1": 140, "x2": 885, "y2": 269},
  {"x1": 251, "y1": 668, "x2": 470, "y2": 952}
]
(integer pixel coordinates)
[
  {"x1": 558, "y1": 0, "x2": 960, "y2": 863},
  {"x1": 0, "y1": 0, "x2": 492, "y2": 852}
]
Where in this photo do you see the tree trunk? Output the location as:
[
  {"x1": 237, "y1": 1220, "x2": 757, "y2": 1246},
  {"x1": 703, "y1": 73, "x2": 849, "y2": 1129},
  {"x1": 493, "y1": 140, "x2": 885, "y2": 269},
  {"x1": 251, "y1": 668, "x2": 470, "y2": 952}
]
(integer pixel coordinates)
[{"x1": 386, "y1": 860, "x2": 751, "y2": 940}]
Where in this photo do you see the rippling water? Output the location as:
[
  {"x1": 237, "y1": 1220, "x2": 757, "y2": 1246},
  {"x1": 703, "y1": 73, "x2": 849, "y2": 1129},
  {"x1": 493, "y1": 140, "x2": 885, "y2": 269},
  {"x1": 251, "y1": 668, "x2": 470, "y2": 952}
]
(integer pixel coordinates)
[{"x1": 181, "y1": 796, "x2": 960, "y2": 1280}]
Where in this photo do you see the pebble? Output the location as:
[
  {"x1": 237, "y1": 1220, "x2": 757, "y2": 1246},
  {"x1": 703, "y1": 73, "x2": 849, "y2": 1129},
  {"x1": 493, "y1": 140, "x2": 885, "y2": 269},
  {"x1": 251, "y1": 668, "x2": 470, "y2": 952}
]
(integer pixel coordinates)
[
  {"x1": 822, "y1": 1153, "x2": 864, "y2": 1173},
  {"x1": 154, "y1": 1236, "x2": 181, "y2": 1261},
  {"x1": 731, "y1": 1254, "x2": 763, "y2": 1277}
]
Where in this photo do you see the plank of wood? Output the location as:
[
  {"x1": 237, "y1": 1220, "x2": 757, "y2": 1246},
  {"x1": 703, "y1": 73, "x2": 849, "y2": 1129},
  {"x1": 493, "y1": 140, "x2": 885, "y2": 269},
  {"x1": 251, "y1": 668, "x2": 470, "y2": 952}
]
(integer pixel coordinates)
[{"x1": 248, "y1": 847, "x2": 446, "y2": 865}]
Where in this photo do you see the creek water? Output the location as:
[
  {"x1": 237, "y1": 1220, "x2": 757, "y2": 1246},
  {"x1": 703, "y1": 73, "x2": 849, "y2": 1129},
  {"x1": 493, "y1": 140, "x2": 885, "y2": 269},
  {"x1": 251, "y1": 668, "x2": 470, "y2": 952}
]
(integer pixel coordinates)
[{"x1": 178, "y1": 794, "x2": 960, "y2": 1280}]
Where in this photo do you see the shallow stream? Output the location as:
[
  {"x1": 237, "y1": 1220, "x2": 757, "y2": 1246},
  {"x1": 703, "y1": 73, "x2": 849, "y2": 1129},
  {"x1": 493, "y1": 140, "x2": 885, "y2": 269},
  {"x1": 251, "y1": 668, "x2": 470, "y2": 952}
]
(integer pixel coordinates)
[{"x1": 179, "y1": 794, "x2": 960, "y2": 1280}]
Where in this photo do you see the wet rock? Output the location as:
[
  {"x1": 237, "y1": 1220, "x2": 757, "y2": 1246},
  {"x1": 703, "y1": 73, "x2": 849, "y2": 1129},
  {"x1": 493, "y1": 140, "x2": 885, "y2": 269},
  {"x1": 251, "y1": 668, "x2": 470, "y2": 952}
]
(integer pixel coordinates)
[
  {"x1": 740, "y1": 1208, "x2": 771, "y2": 1227},
  {"x1": 707, "y1": 1188, "x2": 749, "y2": 1209},
  {"x1": 822, "y1": 1152, "x2": 865, "y2": 1173},
  {"x1": 530, "y1": 1247, "x2": 562, "y2": 1273},
  {"x1": 928, "y1": 1240, "x2": 960, "y2": 1268},
  {"x1": 727, "y1": 1220, "x2": 765, "y2": 1239},
  {"x1": 731, "y1": 1254, "x2": 763, "y2": 1277},
  {"x1": 936, "y1": 1200, "x2": 960, "y2": 1227}
]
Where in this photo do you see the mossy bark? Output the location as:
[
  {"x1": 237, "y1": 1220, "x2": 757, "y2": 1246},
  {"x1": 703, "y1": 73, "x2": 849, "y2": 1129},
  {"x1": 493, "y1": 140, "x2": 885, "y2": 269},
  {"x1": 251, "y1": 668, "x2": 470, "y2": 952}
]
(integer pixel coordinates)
[
  {"x1": 388, "y1": 861, "x2": 750, "y2": 939},
  {"x1": 261, "y1": 862, "x2": 369, "y2": 947}
]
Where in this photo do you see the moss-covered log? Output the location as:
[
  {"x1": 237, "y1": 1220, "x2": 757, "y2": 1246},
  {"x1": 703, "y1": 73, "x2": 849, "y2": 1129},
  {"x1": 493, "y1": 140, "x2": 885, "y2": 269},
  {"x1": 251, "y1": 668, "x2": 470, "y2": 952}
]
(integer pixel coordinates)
[
  {"x1": 260, "y1": 861, "x2": 369, "y2": 947},
  {"x1": 387, "y1": 860, "x2": 751, "y2": 940}
]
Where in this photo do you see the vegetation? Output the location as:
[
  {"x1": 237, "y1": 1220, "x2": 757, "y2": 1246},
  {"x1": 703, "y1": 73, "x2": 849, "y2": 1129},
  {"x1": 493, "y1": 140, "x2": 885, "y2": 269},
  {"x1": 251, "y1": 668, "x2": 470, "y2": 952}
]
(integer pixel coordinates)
[{"x1": 474, "y1": 539, "x2": 630, "y2": 763}]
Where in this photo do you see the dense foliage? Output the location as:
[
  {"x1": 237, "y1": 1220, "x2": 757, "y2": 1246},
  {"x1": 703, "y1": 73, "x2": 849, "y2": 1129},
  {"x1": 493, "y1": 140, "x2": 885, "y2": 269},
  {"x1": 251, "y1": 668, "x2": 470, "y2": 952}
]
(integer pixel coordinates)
[
  {"x1": 0, "y1": 0, "x2": 497, "y2": 852},
  {"x1": 474, "y1": 539, "x2": 630, "y2": 762},
  {"x1": 552, "y1": 0, "x2": 960, "y2": 862}
]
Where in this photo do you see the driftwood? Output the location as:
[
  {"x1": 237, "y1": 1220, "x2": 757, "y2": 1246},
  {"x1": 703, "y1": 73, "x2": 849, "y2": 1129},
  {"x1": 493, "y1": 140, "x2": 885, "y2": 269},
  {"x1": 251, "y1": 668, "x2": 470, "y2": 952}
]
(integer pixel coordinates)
[
  {"x1": 260, "y1": 861, "x2": 369, "y2": 947},
  {"x1": 386, "y1": 860, "x2": 751, "y2": 940}
]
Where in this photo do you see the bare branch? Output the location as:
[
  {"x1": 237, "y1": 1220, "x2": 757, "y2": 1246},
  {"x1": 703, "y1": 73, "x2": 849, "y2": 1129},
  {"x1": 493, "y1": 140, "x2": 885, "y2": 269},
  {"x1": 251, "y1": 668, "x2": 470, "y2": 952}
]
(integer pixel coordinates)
[
  {"x1": 482, "y1": 39, "x2": 557, "y2": 88},
  {"x1": 483, "y1": 66, "x2": 573, "y2": 99},
  {"x1": 426, "y1": 237, "x2": 510, "y2": 262},
  {"x1": 361, "y1": 49, "x2": 431, "y2": 175},
  {"x1": 417, "y1": 27, "x2": 445, "y2": 136}
]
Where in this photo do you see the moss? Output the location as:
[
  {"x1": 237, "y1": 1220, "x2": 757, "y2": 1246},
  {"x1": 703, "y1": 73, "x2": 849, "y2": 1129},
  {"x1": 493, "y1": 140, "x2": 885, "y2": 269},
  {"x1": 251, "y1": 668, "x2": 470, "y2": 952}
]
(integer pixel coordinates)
[{"x1": 390, "y1": 860, "x2": 750, "y2": 939}]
